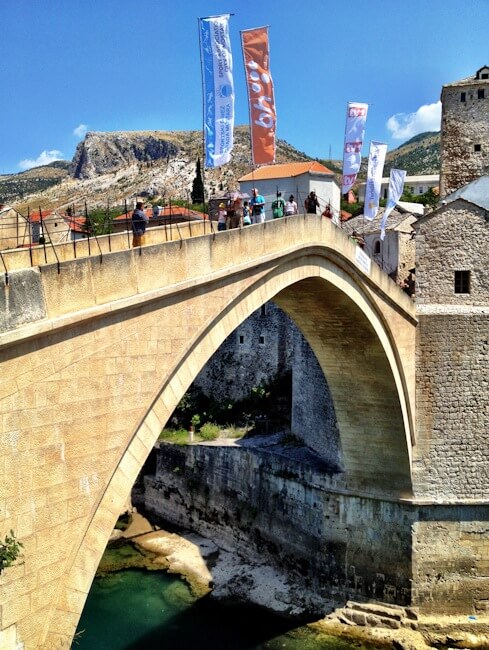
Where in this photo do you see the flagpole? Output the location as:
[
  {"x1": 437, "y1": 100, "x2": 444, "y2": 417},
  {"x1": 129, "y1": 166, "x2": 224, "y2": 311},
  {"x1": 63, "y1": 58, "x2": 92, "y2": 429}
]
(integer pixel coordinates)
[
  {"x1": 197, "y1": 17, "x2": 208, "y2": 230},
  {"x1": 240, "y1": 28, "x2": 254, "y2": 174}
]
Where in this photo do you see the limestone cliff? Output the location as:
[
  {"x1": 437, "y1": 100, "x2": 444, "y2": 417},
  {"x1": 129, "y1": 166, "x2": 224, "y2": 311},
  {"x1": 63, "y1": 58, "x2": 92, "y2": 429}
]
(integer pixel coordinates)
[
  {"x1": 11, "y1": 126, "x2": 310, "y2": 211},
  {"x1": 71, "y1": 131, "x2": 181, "y2": 179}
]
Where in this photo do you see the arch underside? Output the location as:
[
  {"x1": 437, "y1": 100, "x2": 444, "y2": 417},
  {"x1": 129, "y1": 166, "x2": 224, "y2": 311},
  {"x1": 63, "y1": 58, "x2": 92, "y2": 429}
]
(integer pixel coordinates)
[{"x1": 274, "y1": 276, "x2": 412, "y2": 497}]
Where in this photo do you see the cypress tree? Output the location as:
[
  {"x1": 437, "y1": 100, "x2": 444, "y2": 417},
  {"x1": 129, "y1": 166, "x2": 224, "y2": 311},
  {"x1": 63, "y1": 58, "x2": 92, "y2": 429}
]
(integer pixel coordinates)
[{"x1": 191, "y1": 158, "x2": 204, "y2": 204}]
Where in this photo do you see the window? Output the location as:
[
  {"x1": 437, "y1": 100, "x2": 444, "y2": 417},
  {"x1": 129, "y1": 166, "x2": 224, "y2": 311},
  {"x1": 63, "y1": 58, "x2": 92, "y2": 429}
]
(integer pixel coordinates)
[
  {"x1": 461, "y1": 92, "x2": 466, "y2": 102},
  {"x1": 374, "y1": 240, "x2": 381, "y2": 254},
  {"x1": 474, "y1": 144, "x2": 482, "y2": 152},
  {"x1": 383, "y1": 188, "x2": 388, "y2": 199},
  {"x1": 418, "y1": 186, "x2": 424, "y2": 194},
  {"x1": 454, "y1": 270, "x2": 470, "y2": 294},
  {"x1": 482, "y1": 73, "x2": 489, "y2": 79},
  {"x1": 239, "y1": 335, "x2": 244, "y2": 345},
  {"x1": 478, "y1": 89, "x2": 485, "y2": 99},
  {"x1": 259, "y1": 335, "x2": 265, "y2": 345},
  {"x1": 260, "y1": 304, "x2": 267, "y2": 316}
]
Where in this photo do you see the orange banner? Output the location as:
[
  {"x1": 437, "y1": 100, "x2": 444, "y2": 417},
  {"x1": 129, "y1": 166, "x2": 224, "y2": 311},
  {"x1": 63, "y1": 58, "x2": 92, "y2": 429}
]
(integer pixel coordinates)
[{"x1": 241, "y1": 27, "x2": 276, "y2": 165}]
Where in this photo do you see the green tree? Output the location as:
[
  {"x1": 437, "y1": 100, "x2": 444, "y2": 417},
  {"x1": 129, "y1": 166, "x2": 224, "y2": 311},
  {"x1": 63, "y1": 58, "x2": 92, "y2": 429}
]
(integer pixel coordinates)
[
  {"x1": 191, "y1": 158, "x2": 204, "y2": 204},
  {"x1": 0, "y1": 530, "x2": 23, "y2": 574}
]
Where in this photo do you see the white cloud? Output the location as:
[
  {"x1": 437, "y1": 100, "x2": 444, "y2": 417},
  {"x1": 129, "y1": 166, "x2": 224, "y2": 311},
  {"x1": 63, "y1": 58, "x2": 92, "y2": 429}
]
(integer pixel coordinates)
[
  {"x1": 18, "y1": 149, "x2": 64, "y2": 171},
  {"x1": 73, "y1": 123, "x2": 88, "y2": 138},
  {"x1": 386, "y1": 101, "x2": 441, "y2": 140}
]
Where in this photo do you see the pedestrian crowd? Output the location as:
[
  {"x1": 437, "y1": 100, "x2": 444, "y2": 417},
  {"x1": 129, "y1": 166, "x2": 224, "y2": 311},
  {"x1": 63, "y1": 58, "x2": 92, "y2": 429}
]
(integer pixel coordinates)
[{"x1": 131, "y1": 188, "x2": 338, "y2": 246}]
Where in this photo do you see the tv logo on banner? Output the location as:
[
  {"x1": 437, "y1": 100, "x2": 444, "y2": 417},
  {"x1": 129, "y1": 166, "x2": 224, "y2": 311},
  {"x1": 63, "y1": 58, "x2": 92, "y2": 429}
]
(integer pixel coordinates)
[{"x1": 341, "y1": 102, "x2": 368, "y2": 194}]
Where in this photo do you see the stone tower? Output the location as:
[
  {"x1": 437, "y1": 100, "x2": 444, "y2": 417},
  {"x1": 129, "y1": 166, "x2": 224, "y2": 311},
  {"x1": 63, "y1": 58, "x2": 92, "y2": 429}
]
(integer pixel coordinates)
[{"x1": 440, "y1": 65, "x2": 489, "y2": 197}]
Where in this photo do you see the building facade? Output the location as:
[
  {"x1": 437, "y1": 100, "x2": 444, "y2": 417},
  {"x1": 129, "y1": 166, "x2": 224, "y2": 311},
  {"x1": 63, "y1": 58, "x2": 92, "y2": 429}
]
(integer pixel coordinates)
[
  {"x1": 357, "y1": 175, "x2": 439, "y2": 202},
  {"x1": 238, "y1": 161, "x2": 341, "y2": 222},
  {"x1": 440, "y1": 65, "x2": 489, "y2": 197}
]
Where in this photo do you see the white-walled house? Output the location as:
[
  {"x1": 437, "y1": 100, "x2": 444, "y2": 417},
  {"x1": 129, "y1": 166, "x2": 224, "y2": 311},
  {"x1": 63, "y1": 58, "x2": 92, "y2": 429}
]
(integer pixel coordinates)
[
  {"x1": 238, "y1": 161, "x2": 341, "y2": 220},
  {"x1": 358, "y1": 174, "x2": 439, "y2": 202}
]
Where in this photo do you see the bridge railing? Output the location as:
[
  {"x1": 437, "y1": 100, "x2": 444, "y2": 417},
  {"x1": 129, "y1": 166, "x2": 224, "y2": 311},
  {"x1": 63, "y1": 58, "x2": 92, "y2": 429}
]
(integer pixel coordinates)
[{"x1": 0, "y1": 218, "x2": 213, "y2": 272}]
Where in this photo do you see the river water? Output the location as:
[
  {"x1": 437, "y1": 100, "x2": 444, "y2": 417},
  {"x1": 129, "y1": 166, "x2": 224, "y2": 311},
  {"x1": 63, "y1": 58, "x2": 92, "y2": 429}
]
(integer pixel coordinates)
[{"x1": 75, "y1": 569, "x2": 379, "y2": 650}]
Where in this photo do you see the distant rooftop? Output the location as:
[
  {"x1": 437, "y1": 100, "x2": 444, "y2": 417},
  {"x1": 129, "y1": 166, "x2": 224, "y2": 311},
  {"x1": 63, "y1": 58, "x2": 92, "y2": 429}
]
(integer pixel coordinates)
[
  {"x1": 343, "y1": 209, "x2": 418, "y2": 236},
  {"x1": 238, "y1": 161, "x2": 334, "y2": 182},
  {"x1": 443, "y1": 175, "x2": 489, "y2": 212}
]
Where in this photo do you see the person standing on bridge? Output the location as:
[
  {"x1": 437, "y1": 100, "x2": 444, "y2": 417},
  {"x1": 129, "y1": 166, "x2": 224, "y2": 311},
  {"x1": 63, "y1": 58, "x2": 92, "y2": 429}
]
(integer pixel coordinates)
[
  {"x1": 304, "y1": 190, "x2": 319, "y2": 214},
  {"x1": 250, "y1": 188, "x2": 266, "y2": 224},
  {"x1": 285, "y1": 195, "x2": 298, "y2": 216},
  {"x1": 131, "y1": 201, "x2": 149, "y2": 247}
]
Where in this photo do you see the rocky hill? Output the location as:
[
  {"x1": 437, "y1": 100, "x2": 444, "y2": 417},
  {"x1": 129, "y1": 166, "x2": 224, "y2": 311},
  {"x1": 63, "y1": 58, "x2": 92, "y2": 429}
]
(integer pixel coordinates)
[
  {"x1": 4, "y1": 129, "x2": 440, "y2": 212},
  {"x1": 0, "y1": 161, "x2": 71, "y2": 205},
  {"x1": 322, "y1": 131, "x2": 440, "y2": 182},
  {"x1": 7, "y1": 127, "x2": 310, "y2": 212}
]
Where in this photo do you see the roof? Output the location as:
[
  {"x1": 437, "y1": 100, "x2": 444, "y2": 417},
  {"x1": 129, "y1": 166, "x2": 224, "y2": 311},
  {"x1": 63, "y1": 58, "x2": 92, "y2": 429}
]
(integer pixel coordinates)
[
  {"x1": 443, "y1": 175, "x2": 489, "y2": 212},
  {"x1": 343, "y1": 209, "x2": 418, "y2": 236},
  {"x1": 443, "y1": 66, "x2": 489, "y2": 88},
  {"x1": 396, "y1": 201, "x2": 425, "y2": 216},
  {"x1": 238, "y1": 161, "x2": 334, "y2": 182},
  {"x1": 112, "y1": 206, "x2": 205, "y2": 222}
]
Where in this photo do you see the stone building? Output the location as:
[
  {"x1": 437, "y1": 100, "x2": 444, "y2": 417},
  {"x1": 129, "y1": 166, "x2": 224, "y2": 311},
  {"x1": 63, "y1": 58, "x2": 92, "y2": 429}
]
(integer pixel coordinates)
[
  {"x1": 440, "y1": 65, "x2": 489, "y2": 197},
  {"x1": 343, "y1": 208, "x2": 417, "y2": 282},
  {"x1": 414, "y1": 175, "x2": 489, "y2": 499}
]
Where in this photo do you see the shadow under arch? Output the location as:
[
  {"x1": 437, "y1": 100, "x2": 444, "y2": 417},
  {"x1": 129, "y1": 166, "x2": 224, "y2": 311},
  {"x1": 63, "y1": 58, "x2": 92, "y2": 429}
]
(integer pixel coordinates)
[{"x1": 54, "y1": 244, "x2": 415, "y2": 645}]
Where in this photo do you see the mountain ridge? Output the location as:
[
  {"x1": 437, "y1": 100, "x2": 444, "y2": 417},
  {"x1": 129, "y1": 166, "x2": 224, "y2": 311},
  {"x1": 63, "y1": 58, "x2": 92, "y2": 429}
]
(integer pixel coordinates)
[{"x1": 2, "y1": 129, "x2": 440, "y2": 212}]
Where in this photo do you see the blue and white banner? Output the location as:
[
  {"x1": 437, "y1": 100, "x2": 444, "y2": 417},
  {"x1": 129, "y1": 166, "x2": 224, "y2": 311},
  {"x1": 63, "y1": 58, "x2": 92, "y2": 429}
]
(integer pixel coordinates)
[
  {"x1": 364, "y1": 141, "x2": 387, "y2": 221},
  {"x1": 199, "y1": 15, "x2": 235, "y2": 168},
  {"x1": 380, "y1": 169, "x2": 406, "y2": 240}
]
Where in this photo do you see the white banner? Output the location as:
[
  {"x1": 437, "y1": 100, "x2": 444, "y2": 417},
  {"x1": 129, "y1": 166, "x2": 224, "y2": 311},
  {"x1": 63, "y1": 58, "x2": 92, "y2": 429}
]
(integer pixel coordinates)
[
  {"x1": 380, "y1": 169, "x2": 407, "y2": 240},
  {"x1": 200, "y1": 15, "x2": 235, "y2": 168},
  {"x1": 364, "y1": 141, "x2": 387, "y2": 221},
  {"x1": 341, "y1": 102, "x2": 368, "y2": 194}
]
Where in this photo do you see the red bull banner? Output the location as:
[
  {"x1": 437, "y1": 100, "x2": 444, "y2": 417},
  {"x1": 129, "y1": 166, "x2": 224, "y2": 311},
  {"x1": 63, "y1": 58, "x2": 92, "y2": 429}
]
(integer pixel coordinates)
[
  {"x1": 241, "y1": 27, "x2": 276, "y2": 165},
  {"x1": 341, "y1": 102, "x2": 368, "y2": 194}
]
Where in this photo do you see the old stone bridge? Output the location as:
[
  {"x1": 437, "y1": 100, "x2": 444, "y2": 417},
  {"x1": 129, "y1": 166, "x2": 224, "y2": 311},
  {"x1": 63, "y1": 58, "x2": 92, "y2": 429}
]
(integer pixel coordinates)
[{"x1": 0, "y1": 214, "x2": 451, "y2": 648}]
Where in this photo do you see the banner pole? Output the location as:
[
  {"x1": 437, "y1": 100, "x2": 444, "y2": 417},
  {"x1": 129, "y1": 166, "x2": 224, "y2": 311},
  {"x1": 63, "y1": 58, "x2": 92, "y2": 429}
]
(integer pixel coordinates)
[{"x1": 197, "y1": 17, "x2": 207, "y2": 231}]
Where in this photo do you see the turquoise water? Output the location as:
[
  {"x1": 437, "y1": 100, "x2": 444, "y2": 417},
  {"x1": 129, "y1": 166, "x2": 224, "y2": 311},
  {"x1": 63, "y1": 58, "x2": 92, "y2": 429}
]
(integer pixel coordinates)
[{"x1": 75, "y1": 569, "x2": 377, "y2": 649}]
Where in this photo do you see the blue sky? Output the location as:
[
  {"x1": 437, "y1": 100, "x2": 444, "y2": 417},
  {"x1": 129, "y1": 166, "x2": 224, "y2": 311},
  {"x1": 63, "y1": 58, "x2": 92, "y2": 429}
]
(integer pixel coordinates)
[{"x1": 1, "y1": 0, "x2": 487, "y2": 174}]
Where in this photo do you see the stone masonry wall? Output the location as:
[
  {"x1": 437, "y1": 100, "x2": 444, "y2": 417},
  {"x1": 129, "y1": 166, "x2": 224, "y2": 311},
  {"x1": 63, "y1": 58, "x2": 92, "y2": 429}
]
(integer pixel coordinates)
[
  {"x1": 193, "y1": 301, "x2": 341, "y2": 465},
  {"x1": 440, "y1": 78, "x2": 489, "y2": 196},
  {"x1": 142, "y1": 442, "x2": 415, "y2": 612},
  {"x1": 413, "y1": 505, "x2": 489, "y2": 614},
  {"x1": 291, "y1": 329, "x2": 342, "y2": 468},
  {"x1": 141, "y1": 443, "x2": 489, "y2": 615},
  {"x1": 193, "y1": 302, "x2": 294, "y2": 401},
  {"x1": 414, "y1": 313, "x2": 489, "y2": 499},
  {"x1": 415, "y1": 201, "x2": 489, "y2": 306}
]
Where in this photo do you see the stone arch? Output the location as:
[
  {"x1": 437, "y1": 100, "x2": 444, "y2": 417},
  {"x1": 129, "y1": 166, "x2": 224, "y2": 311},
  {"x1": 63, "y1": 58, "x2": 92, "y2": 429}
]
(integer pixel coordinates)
[{"x1": 44, "y1": 247, "x2": 415, "y2": 646}]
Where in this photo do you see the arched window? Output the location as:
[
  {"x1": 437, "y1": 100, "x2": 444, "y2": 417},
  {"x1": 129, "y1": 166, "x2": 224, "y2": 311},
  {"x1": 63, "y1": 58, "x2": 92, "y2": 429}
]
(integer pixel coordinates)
[{"x1": 374, "y1": 240, "x2": 381, "y2": 254}]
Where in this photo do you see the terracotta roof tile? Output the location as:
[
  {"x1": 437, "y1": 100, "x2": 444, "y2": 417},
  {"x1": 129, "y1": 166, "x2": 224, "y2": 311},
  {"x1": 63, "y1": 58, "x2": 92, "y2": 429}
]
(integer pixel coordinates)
[{"x1": 238, "y1": 161, "x2": 334, "y2": 182}]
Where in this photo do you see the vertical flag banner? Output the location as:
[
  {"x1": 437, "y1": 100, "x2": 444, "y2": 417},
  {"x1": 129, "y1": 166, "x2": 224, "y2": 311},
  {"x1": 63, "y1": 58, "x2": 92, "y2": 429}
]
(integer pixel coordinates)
[
  {"x1": 380, "y1": 169, "x2": 406, "y2": 240},
  {"x1": 341, "y1": 102, "x2": 368, "y2": 194},
  {"x1": 364, "y1": 141, "x2": 388, "y2": 221},
  {"x1": 241, "y1": 27, "x2": 276, "y2": 165},
  {"x1": 199, "y1": 15, "x2": 235, "y2": 168}
]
